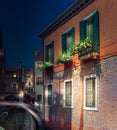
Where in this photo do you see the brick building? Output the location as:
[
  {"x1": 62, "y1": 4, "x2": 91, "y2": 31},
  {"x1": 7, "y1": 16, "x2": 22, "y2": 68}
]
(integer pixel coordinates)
[{"x1": 39, "y1": 0, "x2": 117, "y2": 130}]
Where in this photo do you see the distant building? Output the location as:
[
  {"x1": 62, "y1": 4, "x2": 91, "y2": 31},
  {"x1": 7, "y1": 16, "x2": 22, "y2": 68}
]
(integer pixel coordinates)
[
  {"x1": 0, "y1": 30, "x2": 6, "y2": 100},
  {"x1": 39, "y1": 0, "x2": 117, "y2": 130},
  {"x1": 5, "y1": 66, "x2": 24, "y2": 100},
  {"x1": 23, "y1": 68, "x2": 34, "y2": 103},
  {"x1": 34, "y1": 49, "x2": 43, "y2": 111},
  {"x1": 23, "y1": 68, "x2": 34, "y2": 93}
]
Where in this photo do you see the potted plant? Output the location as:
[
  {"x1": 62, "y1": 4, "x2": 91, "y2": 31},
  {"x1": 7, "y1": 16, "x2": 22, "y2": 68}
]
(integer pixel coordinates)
[
  {"x1": 78, "y1": 38, "x2": 99, "y2": 60},
  {"x1": 40, "y1": 61, "x2": 53, "y2": 71},
  {"x1": 78, "y1": 38, "x2": 94, "y2": 56},
  {"x1": 56, "y1": 51, "x2": 73, "y2": 64},
  {"x1": 68, "y1": 43, "x2": 79, "y2": 55}
]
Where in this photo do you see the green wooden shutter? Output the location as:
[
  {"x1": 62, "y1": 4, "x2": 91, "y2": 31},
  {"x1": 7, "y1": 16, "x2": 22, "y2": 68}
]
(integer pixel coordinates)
[
  {"x1": 45, "y1": 45, "x2": 49, "y2": 62},
  {"x1": 51, "y1": 41, "x2": 54, "y2": 63},
  {"x1": 48, "y1": 85, "x2": 52, "y2": 105},
  {"x1": 93, "y1": 11, "x2": 99, "y2": 52},
  {"x1": 62, "y1": 34, "x2": 67, "y2": 53},
  {"x1": 80, "y1": 20, "x2": 86, "y2": 41},
  {"x1": 71, "y1": 27, "x2": 74, "y2": 44}
]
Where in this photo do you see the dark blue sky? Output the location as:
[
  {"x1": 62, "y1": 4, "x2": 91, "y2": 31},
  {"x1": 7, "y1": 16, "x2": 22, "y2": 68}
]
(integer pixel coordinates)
[{"x1": 0, "y1": 0, "x2": 75, "y2": 68}]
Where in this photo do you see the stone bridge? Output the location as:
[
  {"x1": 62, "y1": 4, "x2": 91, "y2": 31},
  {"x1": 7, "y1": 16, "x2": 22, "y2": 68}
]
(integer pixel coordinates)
[{"x1": 0, "y1": 102, "x2": 44, "y2": 129}]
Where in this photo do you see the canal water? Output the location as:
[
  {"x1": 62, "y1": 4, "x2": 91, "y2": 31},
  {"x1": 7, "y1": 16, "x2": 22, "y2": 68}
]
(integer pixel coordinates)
[{"x1": 0, "y1": 106, "x2": 36, "y2": 130}]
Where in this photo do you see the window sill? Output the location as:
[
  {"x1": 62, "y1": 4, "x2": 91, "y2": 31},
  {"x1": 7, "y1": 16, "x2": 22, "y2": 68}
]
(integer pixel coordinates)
[
  {"x1": 63, "y1": 106, "x2": 74, "y2": 109},
  {"x1": 83, "y1": 107, "x2": 98, "y2": 111},
  {"x1": 46, "y1": 105, "x2": 53, "y2": 107}
]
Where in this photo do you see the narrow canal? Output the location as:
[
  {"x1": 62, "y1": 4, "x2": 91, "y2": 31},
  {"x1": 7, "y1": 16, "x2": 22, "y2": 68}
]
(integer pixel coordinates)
[{"x1": 0, "y1": 106, "x2": 37, "y2": 130}]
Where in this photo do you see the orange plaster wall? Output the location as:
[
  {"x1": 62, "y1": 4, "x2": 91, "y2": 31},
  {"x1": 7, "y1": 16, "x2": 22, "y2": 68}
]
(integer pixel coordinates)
[{"x1": 43, "y1": 0, "x2": 117, "y2": 72}]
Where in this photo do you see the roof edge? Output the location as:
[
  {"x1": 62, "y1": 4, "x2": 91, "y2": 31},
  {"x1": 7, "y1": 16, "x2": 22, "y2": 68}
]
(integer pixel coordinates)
[{"x1": 39, "y1": 0, "x2": 95, "y2": 39}]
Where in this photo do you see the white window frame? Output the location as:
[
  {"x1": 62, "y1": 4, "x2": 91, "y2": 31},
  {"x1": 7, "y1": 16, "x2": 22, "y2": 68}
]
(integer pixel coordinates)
[
  {"x1": 84, "y1": 74, "x2": 98, "y2": 111},
  {"x1": 64, "y1": 79, "x2": 73, "y2": 108},
  {"x1": 46, "y1": 83, "x2": 53, "y2": 107}
]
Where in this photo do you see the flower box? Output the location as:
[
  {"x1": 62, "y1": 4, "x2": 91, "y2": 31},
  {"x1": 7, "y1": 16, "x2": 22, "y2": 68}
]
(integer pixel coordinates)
[
  {"x1": 40, "y1": 62, "x2": 53, "y2": 71},
  {"x1": 79, "y1": 52, "x2": 99, "y2": 61}
]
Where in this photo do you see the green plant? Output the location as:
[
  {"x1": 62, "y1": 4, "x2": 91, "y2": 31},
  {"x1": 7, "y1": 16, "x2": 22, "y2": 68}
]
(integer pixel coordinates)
[
  {"x1": 40, "y1": 61, "x2": 53, "y2": 71},
  {"x1": 68, "y1": 43, "x2": 79, "y2": 55},
  {"x1": 67, "y1": 38, "x2": 94, "y2": 55},
  {"x1": 56, "y1": 38, "x2": 94, "y2": 64},
  {"x1": 79, "y1": 38, "x2": 94, "y2": 50},
  {"x1": 56, "y1": 51, "x2": 73, "y2": 64}
]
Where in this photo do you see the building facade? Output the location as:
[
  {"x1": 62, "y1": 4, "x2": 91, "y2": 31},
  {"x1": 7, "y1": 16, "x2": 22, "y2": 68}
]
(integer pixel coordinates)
[
  {"x1": 39, "y1": 0, "x2": 117, "y2": 130},
  {"x1": 34, "y1": 49, "x2": 43, "y2": 111},
  {"x1": 0, "y1": 31, "x2": 6, "y2": 100},
  {"x1": 23, "y1": 68, "x2": 34, "y2": 103},
  {"x1": 5, "y1": 66, "x2": 24, "y2": 100}
]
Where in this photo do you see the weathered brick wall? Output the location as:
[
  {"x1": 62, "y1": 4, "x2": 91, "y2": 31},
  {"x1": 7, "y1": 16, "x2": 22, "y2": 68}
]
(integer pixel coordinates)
[
  {"x1": 44, "y1": 56, "x2": 117, "y2": 130},
  {"x1": 81, "y1": 56, "x2": 117, "y2": 130}
]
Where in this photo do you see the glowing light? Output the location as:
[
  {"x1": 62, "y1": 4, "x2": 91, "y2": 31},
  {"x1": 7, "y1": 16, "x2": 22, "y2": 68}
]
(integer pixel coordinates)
[{"x1": 19, "y1": 91, "x2": 24, "y2": 98}]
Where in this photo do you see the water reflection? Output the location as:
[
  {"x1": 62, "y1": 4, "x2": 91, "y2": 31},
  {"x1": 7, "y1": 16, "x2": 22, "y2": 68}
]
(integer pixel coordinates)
[{"x1": 0, "y1": 107, "x2": 36, "y2": 130}]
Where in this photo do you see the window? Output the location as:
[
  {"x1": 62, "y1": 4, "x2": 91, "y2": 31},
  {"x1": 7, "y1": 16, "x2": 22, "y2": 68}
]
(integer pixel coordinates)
[
  {"x1": 86, "y1": 18, "x2": 94, "y2": 41},
  {"x1": 47, "y1": 84, "x2": 53, "y2": 106},
  {"x1": 64, "y1": 80, "x2": 73, "y2": 108},
  {"x1": 45, "y1": 41, "x2": 54, "y2": 63},
  {"x1": 80, "y1": 11, "x2": 99, "y2": 52},
  {"x1": 84, "y1": 74, "x2": 98, "y2": 111},
  {"x1": 30, "y1": 88, "x2": 33, "y2": 94},
  {"x1": 28, "y1": 81, "x2": 31, "y2": 86},
  {"x1": 37, "y1": 62, "x2": 42, "y2": 69},
  {"x1": 27, "y1": 88, "x2": 33, "y2": 94},
  {"x1": 62, "y1": 27, "x2": 74, "y2": 53},
  {"x1": 36, "y1": 77, "x2": 42, "y2": 85},
  {"x1": 37, "y1": 94, "x2": 42, "y2": 102},
  {"x1": 12, "y1": 83, "x2": 17, "y2": 92}
]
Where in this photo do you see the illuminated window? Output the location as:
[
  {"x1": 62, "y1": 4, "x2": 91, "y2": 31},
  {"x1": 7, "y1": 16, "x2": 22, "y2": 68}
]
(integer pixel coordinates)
[
  {"x1": 45, "y1": 41, "x2": 54, "y2": 63},
  {"x1": 84, "y1": 74, "x2": 98, "y2": 111},
  {"x1": 64, "y1": 80, "x2": 73, "y2": 107},
  {"x1": 12, "y1": 73, "x2": 17, "y2": 78},
  {"x1": 62, "y1": 27, "x2": 74, "y2": 53},
  {"x1": 47, "y1": 84, "x2": 53, "y2": 106}
]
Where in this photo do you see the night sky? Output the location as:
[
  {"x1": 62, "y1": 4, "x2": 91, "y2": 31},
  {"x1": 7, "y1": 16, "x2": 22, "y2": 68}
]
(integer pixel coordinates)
[{"x1": 0, "y1": 0, "x2": 76, "y2": 69}]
